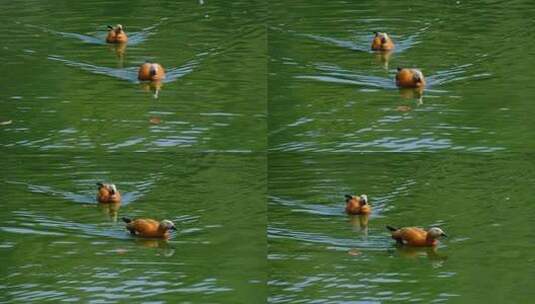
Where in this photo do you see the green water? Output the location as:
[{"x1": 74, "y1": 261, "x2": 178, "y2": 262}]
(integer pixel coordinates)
[
  {"x1": 267, "y1": 1, "x2": 535, "y2": 303},
  {"x1": 2, "y1": 0, "x2": 535, "y2": 303},
  {"x1": 268, "y1": 153, "x2": 535, "y2": 303},
  {"x1": 1, "y1": 0, "x2": 266, "y2": 302}
]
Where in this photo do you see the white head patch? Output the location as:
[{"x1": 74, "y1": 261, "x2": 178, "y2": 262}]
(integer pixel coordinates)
[
  {"x1": 428, "y1": 227, "x2": 445, "y2": 238},
  {"x1": 412, "y1": 69, "x2": 424, "y2": 79},
  {"x1": 160, "y1": 220, "x2": 175, "y2": 229}
]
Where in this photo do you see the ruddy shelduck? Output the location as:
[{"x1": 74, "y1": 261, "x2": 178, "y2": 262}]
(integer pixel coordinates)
[
  {"x1": 138, "y1": 62, "x2": 166, "y2": 81},
  {"x1": 395, "y1": 68, "x2": 426, "y2": 88},
  {"x1": 387, "y1": 226, "x2": 447, "y2": 247},
  {"x1": 345, "y1": 194, "x2": 371, "y2": 215},
  {"x1": 106, "y1": 24, "x2": 128, "y2": 44},
  {"x1": 122, "y1": 217, "x2": 177, "y2": 238},
  {"x1": 96, "y1": 182, "x2": 121, "y2": 204},
  {"x1": 371, "y1": 32, "x2": 395, "y2": 51}
]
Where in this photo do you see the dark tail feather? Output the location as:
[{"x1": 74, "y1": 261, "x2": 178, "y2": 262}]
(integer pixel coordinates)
[
  {"x1": 344, "y1": 194, "x2": 352, "y2": 200},
  {"x1": 96, "y1": 182, "x2": 104, "y2": 187},
  {"x1": 107, "y1": 25, "x2": 113, "y2": 30},
  {"x1": 122, "y1": 217, "x2": 132, "y2": 223},
  {"x1": 386, "y1": 225, "x2": 398, "y2": 232}
]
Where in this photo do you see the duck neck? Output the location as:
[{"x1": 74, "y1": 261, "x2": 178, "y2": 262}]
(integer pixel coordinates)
[{"x1": 426, "y1": 235, "x2": 438, "y2": 246}]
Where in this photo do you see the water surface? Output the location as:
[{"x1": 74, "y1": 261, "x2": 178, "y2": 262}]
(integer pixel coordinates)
[
  {"x1": 268, "y1": 0, "x2": 535, "y2": 152},
  {"x1": 1, "y1": 0, "x2": 266, "y2": 302},
  {"x1": 268, "y1": 153, "x2": 535, "y2": 303}
]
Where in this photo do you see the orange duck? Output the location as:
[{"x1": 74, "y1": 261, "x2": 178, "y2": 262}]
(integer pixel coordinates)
[
  {"x1": 96, "y1": 182, "x2": 121, "y2": 204},
  {"x1": 106, "y1": 24, "x2": 128, "y2": 44},
  {"x1": 395, "y1": 68, "x2": 426, "y2": 88},
  {"x1": 387, "y1": 226, "x2": 447, "y2": 247},
  {"x1": 371, "y1": 32, "x2": 395, "y2": 51},
  {"x1": 345, "y1": 194, "x2": 371, "y2": 215},
  {"x1": 138, "y1": 62, "x2": 166, "y2": 81},
  {"x1": 122, "y1": 217, "x2": 177, "y2": 238}
]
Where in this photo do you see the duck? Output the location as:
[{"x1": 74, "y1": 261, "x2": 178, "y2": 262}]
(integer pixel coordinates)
[
  {"x1": 122, "y1": 217, "x2": 177, "y2": 238},
  {"x1": 387, "y1": 226, "x2": 447, "y2": 247},
  {"x1": 345, "y1": 194, "x2": 371, "y2": 215},
  {"x1": 96, "y1": 182, "x2": 121, "y2": 204},
  {"x1": 371, "y1": 32, "x2": 395, "y2": 51},
  {"x1": 106, "y1": 24, "x2": 128, "y2": 44},
  {"x1": 138, "y1": 62, "x2": 166, "y2": 81},
  {"x1": 395, "y1": 67, "x2": 426, "y2": 88}
]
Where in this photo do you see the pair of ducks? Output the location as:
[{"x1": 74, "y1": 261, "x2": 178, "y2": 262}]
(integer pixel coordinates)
[
  {"x1": 345, "y1": 194, "x2": 447, "y2": 247},
  {"x1": 97, "y1": 182, "x2": 176, "y2": 239},
  {"x1": 106, "y1": 24, "x2": 166, "y2": 82},
  {"x1": 371, "y1": 32, "x2": 426, "y2": 89}
]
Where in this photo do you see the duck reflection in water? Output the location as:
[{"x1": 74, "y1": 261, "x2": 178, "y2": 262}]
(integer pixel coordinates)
[
  {"x1": 398, "y1": 87, "x2": 424, "y2": 105},
  {"x1": 135, "y1": 238, "x2": 176, "y2": 257},
  {"x1": 141, "y1": 80, "x2": 164, "y2": 99},
  {"x1": 109, "y1": 43, "x2": 127, "y2": 68},
  {"x1": 375, "y1": 50, "x2": 393, "y2": 70},
  {"x1": 349, "y1": 214, "x2": 369, "y2": 236},
  {"x1": 390, "y1": 244, "x2": 448, "y2": 267},
  {"x1": 97, "y1": 201, "x2": 121, "y2": 222}
]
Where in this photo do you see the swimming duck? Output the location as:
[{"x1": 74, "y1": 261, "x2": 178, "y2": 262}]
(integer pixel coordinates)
[
  {"x1": 96, "y1": 182, "x2": 121, "y2": 204},
  {"x1": 138, "y1": 62, "x2": 166, "y2": 81},
  {"x1": 122, "y1": 217, "x2": 177, "y2": 238},
  {"x1": 387, "y1": 226, "x2": 447, "y2": 247},
  {"x1": 371, "y1": 32, "x2": 395, "y2": 51},
  {"x1": 106, "y1": 24, "x2": 128, "y2": 44},
  {"x1": 345, "y1": 194, "x2": 371, "y2": 215},
  {"x1": 395, "y1": 68, "x2": 426, "y2": 88}
]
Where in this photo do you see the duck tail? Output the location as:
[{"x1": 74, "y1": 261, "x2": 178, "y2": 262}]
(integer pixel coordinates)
[
  {"x1": 122, "y1": 217, "x2": 132, "y2": 223},
  {"x1": 344, "y1": 194, "x2": 352, "y2": 200},
  {"x1": 96, "y1": 182, "x2": 104, "y2": 187},
  {"x1": 386, "y1": 225, "x2": 398, "y2": 232}
]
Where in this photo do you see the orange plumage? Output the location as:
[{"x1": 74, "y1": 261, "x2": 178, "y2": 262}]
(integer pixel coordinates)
[
  {"x1": 96, "y1": 182, "x2": 121, "y2": 204},
  {"x1": 387, "y1": 226, "x2": 447, "y2": 247},
  {"x1": 371, "y1": 32, "x2": 395, "y2": 51},
  {"x1": 138, "y1": 62, "x2": 166, "y2": 81},
  {"x1": 345, "y1": 194, "x2": 371, "y2": 215},
  {"x1": 122, "y1": 217, "x2": 177, "y2": 238},
  {"x1": 395, "y1": 68, "x2": 426, "y2": 88},
  {"x1": 106, "y1": 24, "x2": 128, "y2": 44}
]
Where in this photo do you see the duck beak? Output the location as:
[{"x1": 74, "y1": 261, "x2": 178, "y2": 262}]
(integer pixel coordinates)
[{"x1": 441, "y1": 232, "x2": 448, "y2": 238}]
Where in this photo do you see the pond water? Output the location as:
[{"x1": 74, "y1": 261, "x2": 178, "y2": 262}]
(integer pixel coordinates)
[
  {"x1": 269, "y1": 0, "x2": 535, "y2": 153},
  {"x1": 2, "y1": 0, "x2": 534, "y2": 303},
  {"x1": 268, "y1": 153, "x2": 535, "y2": 303},
  {"x1": 1, "y1": 0, "x2": 266, "y2": 302}
]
